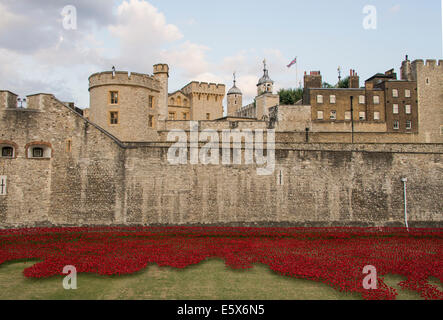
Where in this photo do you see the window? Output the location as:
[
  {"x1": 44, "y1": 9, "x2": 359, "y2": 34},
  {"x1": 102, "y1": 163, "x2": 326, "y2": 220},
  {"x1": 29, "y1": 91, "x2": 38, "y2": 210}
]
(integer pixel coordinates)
[
  {"x1": 373, "y1": 96, "x2": 380, "y2": 104},
  {"x1": 393, "y1": 104, "x2": 399, "y2": 114},
  {"x1": 168, "y1": 112, "x2": 176, "y2": 120},
  {"x1": 149, "y1": 96, "x2": 154, "y2": 108},
  {"x1": 345, "y1": 111, "x2": 351, "y2": 120},
  {"x1": 0, "y1": 176, "x2": 6, "y2": 196},
  {"x1": 426, "y1": 78, "x2": 430, "y2": 85},
  {"x1": 405, "y1": 89, "x2": 411, "y2": 98},
  {"x1": 110, "y1": 91, "x2": 119, "y2": 105},
  {"x1": 184, "y1": 99, "x2": 188, "y2": 106},
  {"x1": 359, "y1": 95, "x2": 365, "y2": 104},
  {"x1": 359, "y1": 112, "x2": 366, "y2": 120},
  {"x1": 405, "y1": 105, "x2": 411, "y2": 114},
  {"x1": 330, "y1": 95, "x2": 336, "y2": 104},
  {"x1": 392, "y1": 89, "x2": 398, "y2": 98},
  {"x1": 330, "y1": 110, "x2": 337, "y2": 120},
  {"x1": 317, "y1": 95, "x2": 323, "y2": 104},
  {"x1": 406, "y1": 121, "x2": 412, "y2": 130},
  {"x1": 182, "y1": 113, "x2": 187, "y2": 120},
  {"x1": 170, "y1": 98, "x2": 175, "y2": 105},
  {"x1": 26, "y1": 143, "x2": 51, "y2": 159},
  {"x1": 393, "y1": 121, "x2": 400, "y2": 130},
  {"x1": 374, "y1": 112, "x2": 380, "y2": 121},
  {"x1": 206, "y1": 113, "x2": 210, "y2": 120},
  {"x1": 32, "y1": 147, "x2": 44, "y2": 158},
  {"x1": 440, "y1": 125, "x2": 443, "y2": 136},
  {"x1": 148, "y1": 115, "x2": 154, "y2": 128},
  {"x1": 110, "y1": 111, "x2": 119, "y2": 125},
  {"x1": 317, "y1": 111, "x2": 324, "y2": 120},
  {"x1": 66, "y1": 139, "x2": 72, "y2": 153},
  {"x1": 1, "y1": 146, "x2": 14, "y2": 158}
]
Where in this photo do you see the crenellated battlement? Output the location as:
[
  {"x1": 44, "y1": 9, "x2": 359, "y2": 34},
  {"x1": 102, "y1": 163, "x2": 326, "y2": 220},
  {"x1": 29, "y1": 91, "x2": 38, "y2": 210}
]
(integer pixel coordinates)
[
  {"x1": 88, "y1": 71, "x2": 161, "y2": 92},
  {"x1": 0, "y1": 90, "x2": 18, "y2": 109},
  {"x1": 412, "y1": 59, "x2": 443, "y2": 70},
  {"x1": 181, "y1": 81, "x2": 226, "y2": 96},
  {"x1": 153, "y1": 64, "x2": 169, "y2": 76}
]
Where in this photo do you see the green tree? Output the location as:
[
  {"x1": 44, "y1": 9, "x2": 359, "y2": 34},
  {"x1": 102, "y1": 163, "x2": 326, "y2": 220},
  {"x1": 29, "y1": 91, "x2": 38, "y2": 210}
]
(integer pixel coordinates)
[
  {"x1": 278, "y1": 88, "x2": 303, "y2": 105},
  {"x1": 337, "y1": 76, "x2": 350, "y2": 88},
  {"x1": 322, "y1": 82, "x2": 334, "y2": 88}
]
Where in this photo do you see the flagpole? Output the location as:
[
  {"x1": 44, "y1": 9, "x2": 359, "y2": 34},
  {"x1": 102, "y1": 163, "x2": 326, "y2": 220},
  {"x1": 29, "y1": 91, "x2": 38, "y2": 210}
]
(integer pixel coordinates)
[{"x1": 296, "y1": 56, "x2": 299, "y2": 89}]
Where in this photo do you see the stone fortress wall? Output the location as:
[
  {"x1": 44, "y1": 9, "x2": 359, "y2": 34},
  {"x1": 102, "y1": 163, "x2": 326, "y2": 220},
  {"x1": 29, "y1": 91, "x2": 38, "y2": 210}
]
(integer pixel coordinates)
[{"x1": 0, "y1": 92, "x2": 441, "y2": 228}]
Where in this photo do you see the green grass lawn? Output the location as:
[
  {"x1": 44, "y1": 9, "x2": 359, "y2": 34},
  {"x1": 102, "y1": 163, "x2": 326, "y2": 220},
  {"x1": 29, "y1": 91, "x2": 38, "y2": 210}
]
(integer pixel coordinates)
[{"x1": 0, "y1": 259, "x2": 435, "y2": 300}]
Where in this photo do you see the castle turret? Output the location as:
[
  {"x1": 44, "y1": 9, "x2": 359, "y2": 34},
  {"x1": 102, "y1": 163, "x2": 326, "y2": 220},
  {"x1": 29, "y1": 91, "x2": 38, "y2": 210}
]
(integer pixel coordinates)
[
  {"x1": 153, "y1": 64, "x2": 169, "y2": 126},
  {"x1": 257, "y1": 59, "x2": 274, "y2": 95},
  {"x1": 88, "y1": 69, "x2": 160, "y2": 141},
  {"x1": 255, "y1": 60, "x2": 279, "y2": 120},
  {"x1": 227, "y1": 72, "x2": 242, "y2": 117},
  {"x1": 401, "y1": 55, "x2": 413, "y2": 81}
]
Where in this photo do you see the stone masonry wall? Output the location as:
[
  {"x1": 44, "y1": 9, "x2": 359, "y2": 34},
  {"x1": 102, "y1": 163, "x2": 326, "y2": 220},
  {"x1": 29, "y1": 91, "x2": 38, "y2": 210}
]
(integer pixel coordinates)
[{"x1": 0, "y1": 95, "x2": 442, "y2": 228}]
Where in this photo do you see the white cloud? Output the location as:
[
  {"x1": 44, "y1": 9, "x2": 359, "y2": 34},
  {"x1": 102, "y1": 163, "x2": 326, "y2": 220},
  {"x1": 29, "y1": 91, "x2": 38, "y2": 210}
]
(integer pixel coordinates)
[{"x1": 161, "y1": 41, "x2": 212, "y2": 78}]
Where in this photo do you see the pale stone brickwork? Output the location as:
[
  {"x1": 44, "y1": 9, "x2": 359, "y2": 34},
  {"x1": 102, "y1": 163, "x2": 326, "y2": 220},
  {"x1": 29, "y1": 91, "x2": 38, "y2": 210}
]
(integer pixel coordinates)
[
  {"x1": 88, "y1": 71, "x2": 160, "y2": 142},
  {"x1": 181, "y1": 82, "x2": 225, "y2": 121},
  {"x1": 0, "y1": 57, "x2": 442, "y2": 228},
  {"x1": 410, "y1": 60, "x2": 443, "y2": 143},
  {"x1": 0, "y1": 91, "x2": 442, "y2": 228},
  {"x1": 168, "y1": 91, "x2": 191, "y2": 120}
]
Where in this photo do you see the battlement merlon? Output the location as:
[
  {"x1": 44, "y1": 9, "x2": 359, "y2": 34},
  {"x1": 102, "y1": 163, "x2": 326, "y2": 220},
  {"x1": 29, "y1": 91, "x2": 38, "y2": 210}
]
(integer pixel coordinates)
[
  {"x1": 0, "y1": 90, "x2": 18, "y2": 109},
  {"x1": 153, "y1": 64, "x2": 169, "y2": 77},
  {"x1": 181, "y1": 81, "x2": 226, "y2": 96},
  {"x1": 411, "y1": 59, "x2": 443, "y2": 69},
  {"x1": 88, "y1": 71, "x2": 161, "y2": 92}
]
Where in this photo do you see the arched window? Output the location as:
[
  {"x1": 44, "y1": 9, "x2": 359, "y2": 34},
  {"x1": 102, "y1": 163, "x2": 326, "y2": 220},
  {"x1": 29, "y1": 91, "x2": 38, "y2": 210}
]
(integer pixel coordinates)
[
  {"x1": 26, "y1": 142, "x2": 52, "y2": 159},
  {"x1": 184, "y1": 99, "x2": 188, "y2": 106},
  {"x1": 1, "y1": 146, "x2": 14, "y2": 158},
  {"x1": 177, "y1": 96, "x2": 181, "y2": 106},
  {"x1": 0, "y1": 142, "x2": 17, "y2": 159},
  {"x1": 170, "y1": 98, "x2": 175, "y2": 105}
]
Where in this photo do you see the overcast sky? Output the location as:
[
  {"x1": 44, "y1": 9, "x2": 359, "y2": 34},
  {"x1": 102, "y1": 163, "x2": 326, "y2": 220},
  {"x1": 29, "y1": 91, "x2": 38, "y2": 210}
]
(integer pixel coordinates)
[{"x1": 0, "y1": 0, "x2": 441, "y2": 109}]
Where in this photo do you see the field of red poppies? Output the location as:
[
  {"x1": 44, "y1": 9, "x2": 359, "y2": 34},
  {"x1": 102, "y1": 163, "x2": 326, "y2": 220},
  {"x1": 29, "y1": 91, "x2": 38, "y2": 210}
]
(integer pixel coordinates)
[{"x1": 0, "y1": 226, "x2": 441, "y2": 300}]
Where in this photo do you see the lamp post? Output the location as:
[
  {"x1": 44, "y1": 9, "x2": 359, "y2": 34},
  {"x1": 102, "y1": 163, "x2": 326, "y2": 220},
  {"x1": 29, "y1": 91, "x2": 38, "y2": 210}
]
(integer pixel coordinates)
[
  {"x1": 401, "y1": 178, "x2": 409, "y2": 232},
  {"x1": 350, "y1": 96, "x2": 354, "y2": 143}
]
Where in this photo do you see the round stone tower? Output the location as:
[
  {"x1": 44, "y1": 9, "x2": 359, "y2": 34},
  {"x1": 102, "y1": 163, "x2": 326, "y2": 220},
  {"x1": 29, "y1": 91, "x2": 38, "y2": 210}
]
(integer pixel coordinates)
[
  {"x1": 227, "y1": 73, "x2": 242, "y2": 117},
  {"x1": 88, "y1": 68, "x2": 161, "y2": 142},
  {"x1": 153, "y1": 64, "x2": 169, "y2": 126}
]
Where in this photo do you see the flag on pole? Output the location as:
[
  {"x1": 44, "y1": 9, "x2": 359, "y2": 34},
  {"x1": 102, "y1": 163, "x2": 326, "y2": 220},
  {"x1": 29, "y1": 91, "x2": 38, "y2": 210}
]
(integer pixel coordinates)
[{"x1": 287, "y1": 57, "x2": 297, "y2": 68}]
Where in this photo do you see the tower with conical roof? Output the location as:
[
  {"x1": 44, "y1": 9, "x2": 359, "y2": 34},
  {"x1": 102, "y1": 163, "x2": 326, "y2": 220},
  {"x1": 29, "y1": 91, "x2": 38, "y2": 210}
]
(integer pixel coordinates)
[
  {"x1": 227, "y1": 72, "x2": 243, "y2": 116},
  {"x1": 255, "y1": 59, "x2": 279, "y2": 120},
  {"x1": 257, "y1": 59, "x2": 274, "y2": 95}
]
